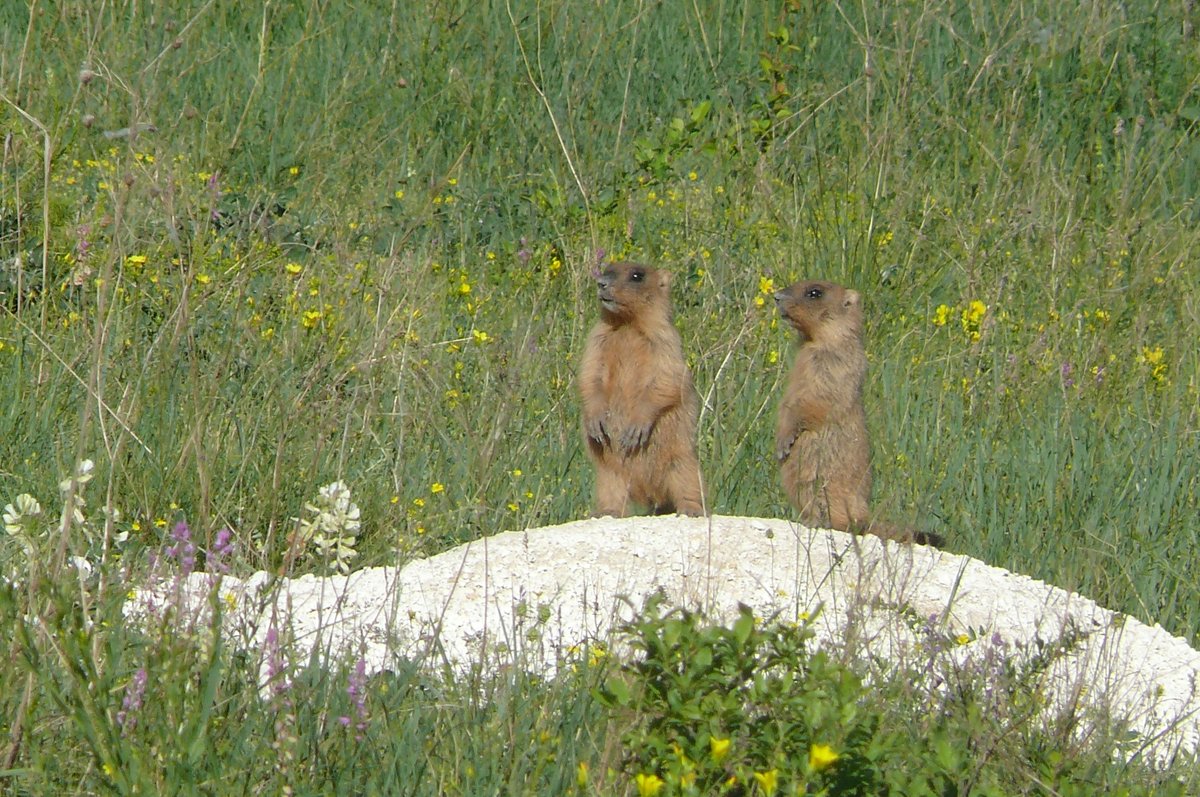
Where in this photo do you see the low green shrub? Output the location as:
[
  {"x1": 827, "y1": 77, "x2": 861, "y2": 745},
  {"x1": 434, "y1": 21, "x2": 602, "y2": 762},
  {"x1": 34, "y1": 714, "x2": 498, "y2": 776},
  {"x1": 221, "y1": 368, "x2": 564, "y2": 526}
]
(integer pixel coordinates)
[{"x1": 592, "y1": 594, "x2": 1194, "y2": 796}]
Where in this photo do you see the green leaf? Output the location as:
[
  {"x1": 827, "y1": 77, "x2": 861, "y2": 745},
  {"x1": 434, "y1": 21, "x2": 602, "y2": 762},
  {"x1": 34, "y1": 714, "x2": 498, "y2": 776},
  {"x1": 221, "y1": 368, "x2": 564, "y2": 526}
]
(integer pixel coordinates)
[
  {"x1": 732, "y1": 606, "x2": 754, "y2": 646},
  {"x1": 599, "y1": 676, "x2": 631, "y2": 707}
]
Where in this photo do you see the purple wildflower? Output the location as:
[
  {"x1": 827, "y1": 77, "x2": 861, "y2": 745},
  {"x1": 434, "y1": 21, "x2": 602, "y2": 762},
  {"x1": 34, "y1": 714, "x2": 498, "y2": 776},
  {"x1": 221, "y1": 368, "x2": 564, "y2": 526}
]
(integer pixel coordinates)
[
  {"x1": 75, "y1": 225, "x2": 92, "y2": 262},
  {"x1": 166, "y1": 521, "x2": 196, "y2": 576},
  {"x1": 265, "y1": 623, "x2": 292, "y2": 699},
  {"x1": 517, "y1": 237, "x2": 531, "y2": 264},
  {"x1": 338, "y1": 657, "x2": 369, "y2": 740},
  {"x1": 1060, "y1": 362, "x2": 1074, "y2": 389},
  {"x1": 208, "y1": 528, "x2": 234, "y2": 575},
  {"x1": 116, "y1": 667, "x2": 148, "y2": 732}
]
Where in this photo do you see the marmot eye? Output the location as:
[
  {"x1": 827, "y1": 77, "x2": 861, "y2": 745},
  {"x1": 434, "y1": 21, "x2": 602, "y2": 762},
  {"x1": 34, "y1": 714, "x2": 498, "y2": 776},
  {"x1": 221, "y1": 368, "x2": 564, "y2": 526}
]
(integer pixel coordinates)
[
  {"x1": 805, "y1": 286, "x2": 823, "y2": 299},
  {"x1": 630, "y1": 270, "x2": 645, "y2": 282}
]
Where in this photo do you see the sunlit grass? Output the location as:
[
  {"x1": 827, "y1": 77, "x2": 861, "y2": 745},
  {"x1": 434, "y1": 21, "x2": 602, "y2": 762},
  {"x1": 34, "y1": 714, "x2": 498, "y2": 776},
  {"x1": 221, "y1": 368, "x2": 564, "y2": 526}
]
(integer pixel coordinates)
[{"x1": 1, "y1": 0, "x2": 1198, "y2": 791}]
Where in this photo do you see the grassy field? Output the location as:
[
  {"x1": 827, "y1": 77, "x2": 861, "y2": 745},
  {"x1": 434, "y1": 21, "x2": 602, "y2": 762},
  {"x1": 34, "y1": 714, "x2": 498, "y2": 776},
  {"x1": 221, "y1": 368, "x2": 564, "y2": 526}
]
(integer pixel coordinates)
[{"x1": 2, "y1": 0, "x2": 1198, "y2": 792}]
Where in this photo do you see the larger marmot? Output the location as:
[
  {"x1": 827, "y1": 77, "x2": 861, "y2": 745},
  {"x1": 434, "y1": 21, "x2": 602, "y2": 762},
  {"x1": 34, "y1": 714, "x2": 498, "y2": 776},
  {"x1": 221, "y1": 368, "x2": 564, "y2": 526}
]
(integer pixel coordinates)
[
  {"x1": 579, "y1": 261, "x2": 705, "y2": 517},
  {"x1": 775, "y1": 279, "x2": 940, "y2": 546}
]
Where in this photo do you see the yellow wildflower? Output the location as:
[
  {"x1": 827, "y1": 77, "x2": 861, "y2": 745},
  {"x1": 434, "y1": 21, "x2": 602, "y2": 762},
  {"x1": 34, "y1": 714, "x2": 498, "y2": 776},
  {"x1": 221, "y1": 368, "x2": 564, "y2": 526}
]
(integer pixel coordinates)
[
  {"x1": 753, "y1": 769, "x2": 779, "y2": 795},
  {"x1": 961, "y1": 300, "x2": 987, "y2": 342},
  {"x1": 808, "y1": 743, "x2": 840, "y2": 771},
  {"x1": 932, "y1": 303, "x2": 951, "y2": 327},
  {"x1": 576, "y1": 762, "x2": 589, "y2": 788},
  {"x1": 430, "y1": 483, "x2": 444, "y2": 494},
  {"x1": 710, "y1": 735, "x2": 731, "y2": 762},
  {"x1": 634, "y1": 773, "x2": 664, "y2": 797},
  {"x1": 1141, "y1": 346, "x2": 1167, "y2": 382},
  {"x1": 758, "y1": 276, "x2": 775, "y2": 295}
]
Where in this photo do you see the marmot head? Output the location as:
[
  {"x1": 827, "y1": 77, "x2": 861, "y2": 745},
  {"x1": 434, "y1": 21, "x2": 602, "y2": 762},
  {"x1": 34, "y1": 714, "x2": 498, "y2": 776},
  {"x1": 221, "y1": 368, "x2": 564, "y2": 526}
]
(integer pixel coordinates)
[
  {"x1": 595, "y1": 261, "x2": 672, "y2": 324},
  {"x1": 774, "y1": 280, "x2": 863, "y2": 342}
]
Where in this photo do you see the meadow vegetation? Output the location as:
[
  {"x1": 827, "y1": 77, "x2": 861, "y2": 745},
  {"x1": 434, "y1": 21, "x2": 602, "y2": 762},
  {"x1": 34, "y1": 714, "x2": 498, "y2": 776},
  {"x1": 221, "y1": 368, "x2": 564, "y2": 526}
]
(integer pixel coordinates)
[{"x1": 1, "y1": 0, "x2": 1198, "y2": 792}]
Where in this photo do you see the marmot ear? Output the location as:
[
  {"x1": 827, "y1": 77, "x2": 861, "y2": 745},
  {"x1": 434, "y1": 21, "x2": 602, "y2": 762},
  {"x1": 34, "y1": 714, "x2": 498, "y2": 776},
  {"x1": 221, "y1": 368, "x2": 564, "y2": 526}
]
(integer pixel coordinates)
[
  {"x1": 844, "y1": 289, "x2": 860, "y2": 308},
  {"x1": 658, "y1": 271, "x2": 672, "y2": 290}
]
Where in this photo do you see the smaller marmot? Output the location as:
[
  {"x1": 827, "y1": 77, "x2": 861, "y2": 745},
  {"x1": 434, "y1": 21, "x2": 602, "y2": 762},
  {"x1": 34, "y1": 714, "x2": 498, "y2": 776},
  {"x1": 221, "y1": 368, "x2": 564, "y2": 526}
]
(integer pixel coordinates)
[
  {"x1": 579, "y1": 261, "x2": 705, "y2": 517},
  {"x1": 775, "y1": 280, "x2": 940, "y2": 546}
]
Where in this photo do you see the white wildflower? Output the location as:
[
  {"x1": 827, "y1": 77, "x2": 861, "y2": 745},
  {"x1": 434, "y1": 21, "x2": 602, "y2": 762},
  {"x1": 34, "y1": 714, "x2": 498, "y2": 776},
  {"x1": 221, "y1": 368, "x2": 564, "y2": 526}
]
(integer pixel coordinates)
[
  {"x1": 59, "y1": 458, "x2": 95, "y2": 494},
  {"x1": 4, "y1": 494, "x2": 42, "y2": 536},
  {"x1": 297, "y1": 481, "x2": 361, "y2": 575}
]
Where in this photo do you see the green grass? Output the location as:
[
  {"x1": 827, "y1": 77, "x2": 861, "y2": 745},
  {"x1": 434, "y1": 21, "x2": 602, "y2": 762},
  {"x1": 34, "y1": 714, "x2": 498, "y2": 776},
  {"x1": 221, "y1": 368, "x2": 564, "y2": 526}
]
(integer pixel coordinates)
[{"x1": 1, "y1": 0, "x2": 1198, "y2": 792}]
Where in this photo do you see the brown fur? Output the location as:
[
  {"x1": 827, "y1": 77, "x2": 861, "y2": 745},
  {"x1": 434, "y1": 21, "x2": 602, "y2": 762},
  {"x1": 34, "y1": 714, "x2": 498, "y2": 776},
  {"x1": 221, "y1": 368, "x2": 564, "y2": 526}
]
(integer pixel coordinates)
[
  {"x1": 775, "y1": 280, "x2": 941, "y2": 547},
  {"x1": 579, "y1": 262, "x2": 705, "y2": 517}
]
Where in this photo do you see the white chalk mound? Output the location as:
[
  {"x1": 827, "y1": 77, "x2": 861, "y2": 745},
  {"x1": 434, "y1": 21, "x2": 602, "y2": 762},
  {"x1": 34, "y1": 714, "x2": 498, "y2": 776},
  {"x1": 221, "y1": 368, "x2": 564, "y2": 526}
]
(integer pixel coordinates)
[{"x1": 128, "y1": 515, "x2": 1200, "y2": 765}]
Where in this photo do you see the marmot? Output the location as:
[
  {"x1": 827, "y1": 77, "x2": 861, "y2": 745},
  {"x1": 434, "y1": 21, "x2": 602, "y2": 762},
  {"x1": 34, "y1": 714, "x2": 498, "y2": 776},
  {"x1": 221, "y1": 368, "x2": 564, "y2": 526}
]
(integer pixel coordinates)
[
  {"x1": 579, "y1": 261, "x2": 705, "y2": 517},
  {"x1": 775, "y1": 280, "x2": 941, "y2": 546}
]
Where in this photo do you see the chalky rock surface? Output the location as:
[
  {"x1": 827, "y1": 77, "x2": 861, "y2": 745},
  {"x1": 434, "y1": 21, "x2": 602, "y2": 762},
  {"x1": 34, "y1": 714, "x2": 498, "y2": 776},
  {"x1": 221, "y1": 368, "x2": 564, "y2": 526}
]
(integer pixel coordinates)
[{"x1": 127, "y1": 515, "x2": 1200, "y2": 765}]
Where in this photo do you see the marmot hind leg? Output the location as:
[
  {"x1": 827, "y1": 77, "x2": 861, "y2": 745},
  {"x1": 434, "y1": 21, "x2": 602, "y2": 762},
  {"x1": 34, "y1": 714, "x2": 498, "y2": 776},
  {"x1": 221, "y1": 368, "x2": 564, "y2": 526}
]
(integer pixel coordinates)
[
  {"x1": 665, "y1": 460, "x2": 705, "y2": 516},
  {"x1": 593, "y1": 466, "x2": 632, "y2": 518},
  {"x1": 823, "y1": 482, "x2": 870, "y2": 531}
]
